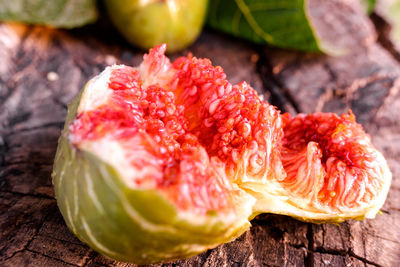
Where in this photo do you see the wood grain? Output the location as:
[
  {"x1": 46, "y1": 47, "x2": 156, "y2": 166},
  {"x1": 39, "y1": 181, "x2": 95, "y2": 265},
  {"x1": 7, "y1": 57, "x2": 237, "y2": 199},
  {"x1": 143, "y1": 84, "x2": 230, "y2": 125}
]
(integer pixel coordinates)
[{"x1": 1, "y1": 1, "x2": 399, "y2": 266}]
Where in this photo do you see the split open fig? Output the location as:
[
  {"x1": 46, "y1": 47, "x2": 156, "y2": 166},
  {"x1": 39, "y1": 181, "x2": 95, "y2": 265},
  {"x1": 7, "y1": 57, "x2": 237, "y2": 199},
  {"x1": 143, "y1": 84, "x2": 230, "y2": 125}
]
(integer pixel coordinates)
[{"x1": 52, "y1": 44, "x2": 391, "y2": 263}]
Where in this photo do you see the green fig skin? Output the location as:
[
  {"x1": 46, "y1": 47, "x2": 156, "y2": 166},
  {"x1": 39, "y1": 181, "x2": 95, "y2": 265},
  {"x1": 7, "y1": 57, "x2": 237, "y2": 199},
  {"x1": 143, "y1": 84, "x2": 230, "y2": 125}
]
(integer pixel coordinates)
[
  {"x1": 104, "y1": 0, "x2": 208, "y2": 53},
  {"x1": 52, "y1": 87, "x2": 252, "y2": 264}
]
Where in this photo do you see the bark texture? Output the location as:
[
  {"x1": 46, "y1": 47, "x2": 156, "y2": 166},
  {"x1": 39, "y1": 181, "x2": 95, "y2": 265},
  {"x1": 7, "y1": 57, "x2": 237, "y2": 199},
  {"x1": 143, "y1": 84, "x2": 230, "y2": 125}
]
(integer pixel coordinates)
[{"x1": 1, "y1": 1, "x2": 399, "y2": 266}]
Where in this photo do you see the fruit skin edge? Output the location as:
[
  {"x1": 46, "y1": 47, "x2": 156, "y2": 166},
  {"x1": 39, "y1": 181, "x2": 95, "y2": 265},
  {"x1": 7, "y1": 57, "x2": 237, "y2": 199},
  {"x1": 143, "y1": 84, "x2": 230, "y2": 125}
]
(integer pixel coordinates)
[
  {"x1": 52, "y1": 85, "x2": 253, "y2": 264},
  {"x1": 242, "y1": 169, "x2": 392, "y2": 224}
]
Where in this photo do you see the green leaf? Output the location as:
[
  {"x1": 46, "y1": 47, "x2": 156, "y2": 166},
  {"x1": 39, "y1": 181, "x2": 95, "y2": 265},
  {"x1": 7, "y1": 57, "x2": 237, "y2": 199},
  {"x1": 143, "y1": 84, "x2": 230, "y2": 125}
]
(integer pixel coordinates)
[
  {"x1": 207, "y1": 0, "x2": 331, "y2": 53},
  {"x1": 0, "y1": 0, "x2": 98, "y2": 28},
  {"x1": 363, "y1": 0, "x2": 376, "y2": 14}
]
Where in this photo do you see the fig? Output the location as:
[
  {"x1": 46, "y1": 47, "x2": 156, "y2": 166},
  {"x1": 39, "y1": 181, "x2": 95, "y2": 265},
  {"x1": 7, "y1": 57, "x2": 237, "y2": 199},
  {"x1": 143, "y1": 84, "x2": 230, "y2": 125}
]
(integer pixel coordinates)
[
  {"x1": 104, "y1": 0, "x2": 208, "y2": 53},
  {"x1": 52, "y1": 44, "x2": 391, "y2": 263},
  {"x1": 248, "y1": 112, "x2": 392, "y2": 223}
]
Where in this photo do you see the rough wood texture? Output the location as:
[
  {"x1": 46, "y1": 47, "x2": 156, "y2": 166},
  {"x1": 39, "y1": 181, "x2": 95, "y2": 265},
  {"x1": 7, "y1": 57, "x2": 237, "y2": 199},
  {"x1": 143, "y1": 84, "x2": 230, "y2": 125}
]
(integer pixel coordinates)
[
  {"x1": 1, "y1": 1, "x2": 399, "y2": 266},
  {"x1": 373, "y1": 0, "x2": 400, "y2": 62}
]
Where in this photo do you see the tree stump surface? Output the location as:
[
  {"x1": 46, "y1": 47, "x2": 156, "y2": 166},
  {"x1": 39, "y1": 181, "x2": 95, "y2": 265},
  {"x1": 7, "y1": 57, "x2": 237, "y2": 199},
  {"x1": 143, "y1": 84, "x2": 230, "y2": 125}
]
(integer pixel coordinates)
[{"x1": 1, "y1": 1, "x2": 399, "y2": 266}]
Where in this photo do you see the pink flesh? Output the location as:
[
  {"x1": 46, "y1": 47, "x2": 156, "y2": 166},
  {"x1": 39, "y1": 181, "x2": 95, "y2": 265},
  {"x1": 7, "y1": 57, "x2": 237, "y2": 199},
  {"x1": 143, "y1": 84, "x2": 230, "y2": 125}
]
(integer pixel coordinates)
[{"x1": 70, "y1": 45, "x2": 282, "y2": 213}]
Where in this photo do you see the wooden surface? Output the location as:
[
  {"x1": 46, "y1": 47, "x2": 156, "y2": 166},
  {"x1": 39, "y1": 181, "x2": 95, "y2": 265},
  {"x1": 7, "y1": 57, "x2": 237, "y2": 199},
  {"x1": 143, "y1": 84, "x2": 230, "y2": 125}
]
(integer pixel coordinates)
[{"x1": 1, "y1": 1, "x2": 399, "y2": 266}]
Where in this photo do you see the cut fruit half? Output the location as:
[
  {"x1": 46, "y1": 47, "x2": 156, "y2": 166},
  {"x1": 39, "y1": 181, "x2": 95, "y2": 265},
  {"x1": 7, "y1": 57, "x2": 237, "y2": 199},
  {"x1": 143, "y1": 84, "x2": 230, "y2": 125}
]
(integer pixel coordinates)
[
  {"x1": 52, "y1": 44, "x2": 392, "y2": 263},
  {"x1": 245, "y1": 112, "x2": 391, "y2": 223},
  {"x1": 53, "y1": 44, "x2": 282, "y2": 263}
]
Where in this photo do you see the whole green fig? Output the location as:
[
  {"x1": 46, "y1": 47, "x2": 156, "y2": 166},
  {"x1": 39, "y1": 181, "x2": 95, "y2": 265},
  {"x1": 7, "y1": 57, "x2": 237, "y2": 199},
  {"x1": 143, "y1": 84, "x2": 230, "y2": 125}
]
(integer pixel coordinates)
[{"x1": 104, "y1": 0, "x2": 208, "y2": 52}]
